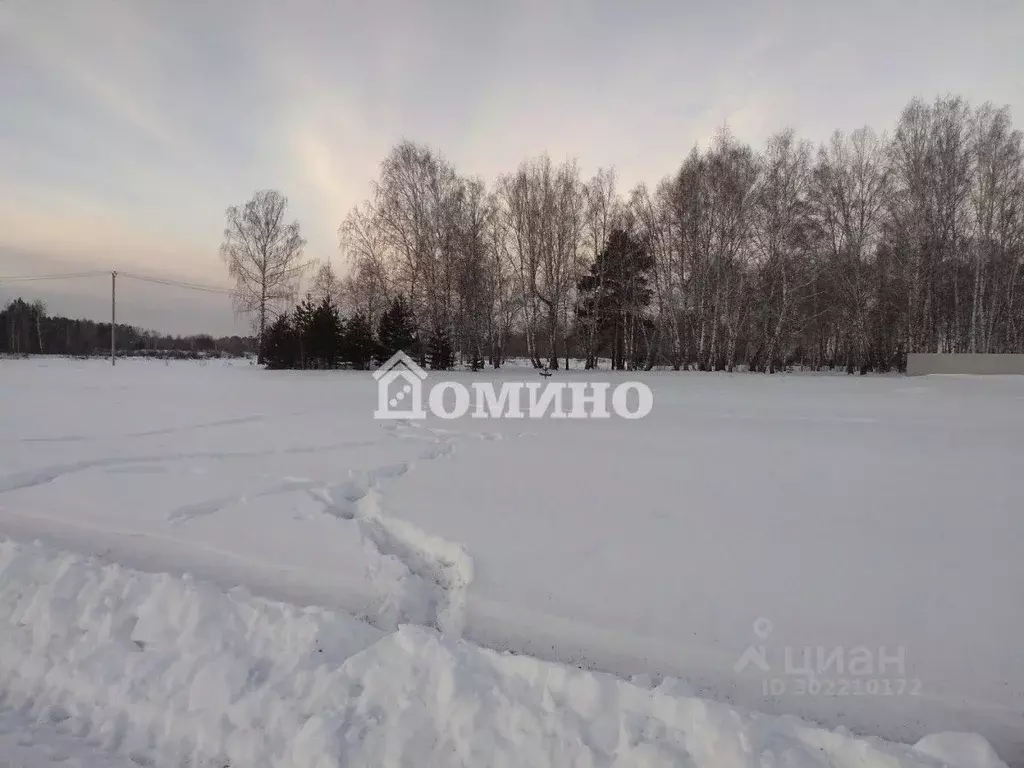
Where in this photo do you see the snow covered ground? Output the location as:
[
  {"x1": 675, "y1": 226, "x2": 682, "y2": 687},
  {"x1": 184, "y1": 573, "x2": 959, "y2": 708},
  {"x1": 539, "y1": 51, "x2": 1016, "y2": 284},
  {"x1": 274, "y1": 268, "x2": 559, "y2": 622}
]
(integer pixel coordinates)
[
  {"x1": 0, "y1": 708, "x2": 140, "y2": 767},
  {"x1": 0, "y1": 357, "x2": 1021, "y2": 766}
]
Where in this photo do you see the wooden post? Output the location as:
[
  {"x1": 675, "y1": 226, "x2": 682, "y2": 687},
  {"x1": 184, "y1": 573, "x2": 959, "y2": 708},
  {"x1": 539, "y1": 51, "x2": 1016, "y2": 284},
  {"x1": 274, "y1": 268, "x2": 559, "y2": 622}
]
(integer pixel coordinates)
[{"x1": 111, "y1": 270, "x2": 117, "y2": 366}]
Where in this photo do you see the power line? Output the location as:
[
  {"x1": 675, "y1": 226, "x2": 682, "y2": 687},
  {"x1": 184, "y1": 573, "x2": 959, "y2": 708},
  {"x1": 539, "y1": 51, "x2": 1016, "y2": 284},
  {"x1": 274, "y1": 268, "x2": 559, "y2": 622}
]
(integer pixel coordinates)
[
  {"x1": 118, "y1": 272, "x2": 235, "y2": 296},
  {"x1": 0, "y1": 269, "x2": 236, "y2": 296},
  {"x1": 0, "y1": 271, "x2": 109, "y2": 282}
]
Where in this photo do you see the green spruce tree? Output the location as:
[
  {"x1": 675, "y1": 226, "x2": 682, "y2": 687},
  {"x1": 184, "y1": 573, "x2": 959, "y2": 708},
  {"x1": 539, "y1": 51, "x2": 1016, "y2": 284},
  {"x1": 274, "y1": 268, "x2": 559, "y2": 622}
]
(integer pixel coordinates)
[
  {"x1": 428, "y1": 327, "x2": 454, "y2": 370},
  {"x1": 307, "y1": 296, "x2": 343, "y2": 369},
  {"x1": 292, "y1": 294, "x2": 317, "y2": 369},
  {"x1": 343, "y1": 312, "x2": 376, "y2": 370},
  {"x1": 263, "y1": 313, "x2": 299, "y2": 369},
  {"x1": 377, "y1": 297, "x2": 417, "y2": 362}
]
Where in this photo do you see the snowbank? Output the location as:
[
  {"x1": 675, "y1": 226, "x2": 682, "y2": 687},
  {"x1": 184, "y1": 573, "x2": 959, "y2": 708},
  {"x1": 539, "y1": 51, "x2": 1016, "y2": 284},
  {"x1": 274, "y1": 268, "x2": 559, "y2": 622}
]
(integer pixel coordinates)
[
  {"x1": 0, "y1": 707, "x2": 140, "y2": 767},
  {"x1": 0, "y1": 538, "x2": 1006, "y2": 768}
]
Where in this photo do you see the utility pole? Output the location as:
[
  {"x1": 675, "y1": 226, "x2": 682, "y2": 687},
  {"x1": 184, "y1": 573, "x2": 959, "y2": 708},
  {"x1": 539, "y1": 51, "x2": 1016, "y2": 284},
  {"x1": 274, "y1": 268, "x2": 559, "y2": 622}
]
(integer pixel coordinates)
[{"x1": 111, "y1": 270, "x2": 117, "y2": 366}]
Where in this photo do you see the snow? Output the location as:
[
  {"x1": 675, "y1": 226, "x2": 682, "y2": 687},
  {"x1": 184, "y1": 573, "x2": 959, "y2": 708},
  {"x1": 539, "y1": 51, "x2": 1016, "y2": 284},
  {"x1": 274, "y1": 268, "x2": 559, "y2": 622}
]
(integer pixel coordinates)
[
  {"x1": 0, "y1": 537, "x2": 1008, "y2": 768},
  {"x1": 915, "y1": 733, "x2": 1012, "y2": 768},
  {"x1": 0, "y1": 357, "x2": 1022, "y2": 766},
  {"x1": 0, "y1": 708, "x2": 139, "y2": 767}
]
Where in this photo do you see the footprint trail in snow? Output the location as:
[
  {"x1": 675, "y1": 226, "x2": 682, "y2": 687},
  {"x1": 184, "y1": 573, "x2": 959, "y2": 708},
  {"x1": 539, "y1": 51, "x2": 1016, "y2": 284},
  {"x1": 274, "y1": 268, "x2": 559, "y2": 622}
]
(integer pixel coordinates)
[{"x1": 310, "y1": 421, "x2": 474, "y2": 636}]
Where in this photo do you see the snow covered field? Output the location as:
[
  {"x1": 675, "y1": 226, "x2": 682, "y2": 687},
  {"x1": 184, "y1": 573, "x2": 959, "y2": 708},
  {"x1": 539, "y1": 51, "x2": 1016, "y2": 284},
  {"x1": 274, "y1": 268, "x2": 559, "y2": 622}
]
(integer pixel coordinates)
[{"x1": 0, "y1": 357, "x2": 1021, "y2": 766}]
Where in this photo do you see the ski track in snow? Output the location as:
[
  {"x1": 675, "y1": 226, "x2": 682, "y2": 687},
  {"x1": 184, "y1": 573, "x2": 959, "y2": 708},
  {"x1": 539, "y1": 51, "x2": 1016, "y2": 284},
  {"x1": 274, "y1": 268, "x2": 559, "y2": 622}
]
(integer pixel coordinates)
[
  {"x1": 166, "y1": 478, "x2": 326, "y2": 524},
  {"x1": 3, "y1": 415, "x2": 266, "y2": 445},
  {"x1": 5, "y1": 408, "x2": 333, "y2": 446},
  {"x1": 0, "y1": 442, "x2": 381, "y2": 495}
]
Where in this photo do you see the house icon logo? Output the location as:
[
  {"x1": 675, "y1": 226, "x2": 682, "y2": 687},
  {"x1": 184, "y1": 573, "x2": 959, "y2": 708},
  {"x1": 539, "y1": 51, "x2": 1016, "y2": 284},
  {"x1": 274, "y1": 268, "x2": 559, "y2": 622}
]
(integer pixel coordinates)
[{"x1": 373, "y1": 351, "x2": 428, "y2": 419}]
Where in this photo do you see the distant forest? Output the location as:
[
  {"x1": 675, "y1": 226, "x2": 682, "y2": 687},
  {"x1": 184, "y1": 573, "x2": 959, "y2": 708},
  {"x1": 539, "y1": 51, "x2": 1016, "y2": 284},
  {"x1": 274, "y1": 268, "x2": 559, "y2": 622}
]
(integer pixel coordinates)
[
  {"x1": 334, "y1": 95, "x2": 1024, "y2": 373},
  {"x1": 0, "y1": 298, "x2": 255, "y2": 358},
  {"x1": 221, "y1": 94, "x2": 1024, "y2": 374}
]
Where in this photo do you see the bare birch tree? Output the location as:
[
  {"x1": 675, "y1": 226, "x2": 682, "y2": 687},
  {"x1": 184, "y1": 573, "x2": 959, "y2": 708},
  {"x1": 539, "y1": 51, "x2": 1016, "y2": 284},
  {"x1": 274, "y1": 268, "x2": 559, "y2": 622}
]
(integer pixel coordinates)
[
  {"x1": 498, "y1": 156, "x2": 585, "y2": 368},
  {"x1": 580, "y1": 168, "x2": 621, "y2": 368},
  {"x1": 339, "y1": 202, "x2": 391, "y2": 325},
  {"x1": 971, "y1": 104, "x2": 1024, "y2": 352},
  {"x1": 221, "y1": 189, "x2": 307, "y2": 363},
  {"x1": 811, "y1": 127, "x2": 891, "y2": 370},
  {"x1": 750, "y1": 129, "x2": 814, "y2": 372}
]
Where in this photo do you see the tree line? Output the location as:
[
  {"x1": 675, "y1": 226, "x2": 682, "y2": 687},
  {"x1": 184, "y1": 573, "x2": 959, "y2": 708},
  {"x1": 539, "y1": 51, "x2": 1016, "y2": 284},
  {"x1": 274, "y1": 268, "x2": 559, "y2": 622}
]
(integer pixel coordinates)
[
  {"x1": 224, "y1": 94, "x2": 1024, "y2": 372},
  {"x1": 260, "y1": 293, "x2": 455, "y2": 371},
  {"x1": 0, "y1": 297, "x2": 255, "y2": 358}
]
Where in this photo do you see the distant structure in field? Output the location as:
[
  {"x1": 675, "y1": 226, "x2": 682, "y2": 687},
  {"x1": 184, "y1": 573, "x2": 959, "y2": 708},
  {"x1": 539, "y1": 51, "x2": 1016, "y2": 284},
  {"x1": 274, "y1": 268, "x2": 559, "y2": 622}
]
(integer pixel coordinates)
[{"x1": 907, "y1": 354, "x2": 1024, "y2": 375}]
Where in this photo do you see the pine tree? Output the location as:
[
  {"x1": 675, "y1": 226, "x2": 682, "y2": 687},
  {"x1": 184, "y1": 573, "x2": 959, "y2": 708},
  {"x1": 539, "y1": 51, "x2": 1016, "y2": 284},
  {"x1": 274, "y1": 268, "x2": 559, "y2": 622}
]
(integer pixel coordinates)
[
  {"x1": 292, "y1": 294, "x2": 317, "y2": 369},
  {"x1": 343, "y1": 312, "x2": 376, "y2": 370},
  {"x1": 306, "y1": 296, "x2": 343, "y2": 369},
  {"x1": 577, "y1": 228, "x2": 654, "y2": 370},
  {"x1": 263, "y1": 313, "x2": 299, "y2": 369},
  {"x1": 377, "y1": 296, "x2": 417, "y2": 362},
  {"x1": 428, "y1": 327, "x2": 454, "y2": 370}
]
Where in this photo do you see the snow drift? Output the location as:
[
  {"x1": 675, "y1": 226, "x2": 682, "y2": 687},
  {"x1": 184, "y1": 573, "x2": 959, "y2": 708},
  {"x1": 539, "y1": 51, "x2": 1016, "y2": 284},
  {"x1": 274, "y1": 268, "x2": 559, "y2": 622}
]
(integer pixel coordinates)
[{"x1": 0, "y1": 538, "x2": 1007, "y2": 768}]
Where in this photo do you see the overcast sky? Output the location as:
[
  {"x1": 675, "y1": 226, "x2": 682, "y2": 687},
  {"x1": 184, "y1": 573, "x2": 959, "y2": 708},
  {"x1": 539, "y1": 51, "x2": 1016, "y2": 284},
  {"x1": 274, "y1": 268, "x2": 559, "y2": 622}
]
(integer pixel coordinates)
[{"x1": 2, "y1": 0, "x2": 1022, "y2": 335}]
